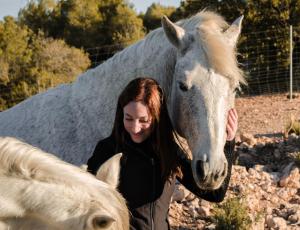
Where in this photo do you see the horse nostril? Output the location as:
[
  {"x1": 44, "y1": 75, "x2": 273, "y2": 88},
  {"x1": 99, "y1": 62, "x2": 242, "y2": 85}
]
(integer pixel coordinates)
[
  {"x1": 214, "y1": 173, "x2": 219, "y2": 181},
  {"x1": 221, "y1": 162, "x2": 227, "y2": 177},
  {"x1": 196, "y1": 160, "x2": 206, "y2": 181}
]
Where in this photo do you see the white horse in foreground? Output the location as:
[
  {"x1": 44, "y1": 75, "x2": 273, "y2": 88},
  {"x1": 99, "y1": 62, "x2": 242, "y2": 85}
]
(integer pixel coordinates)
[
  {"x1": 0, "y1": 137, "x2": 129, "y2": 230},
  {"x1": 0, "y1": 11, "x2": 246, "y2": 190}
]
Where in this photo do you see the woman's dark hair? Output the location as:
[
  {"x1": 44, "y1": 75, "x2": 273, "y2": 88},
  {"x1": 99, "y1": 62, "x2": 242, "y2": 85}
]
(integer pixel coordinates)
[{"x1": 111, "y1": 77, "x2": 182, "y2": 180}]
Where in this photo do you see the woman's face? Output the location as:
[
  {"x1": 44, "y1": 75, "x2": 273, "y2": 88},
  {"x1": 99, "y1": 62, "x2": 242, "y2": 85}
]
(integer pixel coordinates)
[{"x1": 123, "y1": 101, "x2": 153, "y2": 143}]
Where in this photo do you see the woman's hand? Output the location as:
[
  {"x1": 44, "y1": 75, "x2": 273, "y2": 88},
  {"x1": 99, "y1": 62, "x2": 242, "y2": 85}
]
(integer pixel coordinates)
[{"x1": 226, "y1": 108, "x2": 238, "y2": 141}]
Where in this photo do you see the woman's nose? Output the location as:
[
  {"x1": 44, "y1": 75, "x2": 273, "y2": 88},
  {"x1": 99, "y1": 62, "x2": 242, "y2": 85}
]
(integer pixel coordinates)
[{"x1": 132, "y1": 121, "x2": 141, "y2": 133}]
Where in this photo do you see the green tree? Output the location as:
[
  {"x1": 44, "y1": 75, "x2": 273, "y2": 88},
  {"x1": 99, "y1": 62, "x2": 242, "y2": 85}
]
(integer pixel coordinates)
[
  {"x1": 98, "y1": 0, "x2": 145, "y2": 46},
  {"x1": 143, "y1": 3, "x2": 176, "y2": 32},
  {"x1": 54, "y1": 0, "x2": 103, "y2": 48},
  {"x1": 0, "y1": 17, "x2": 90, "y2": 111},
  {"x1": 18, "y1": 0, "x2": 57, "y2": 36},
  {"x1": 172, "y1": 0, "x2": 246, "y2": 22},
  {"x1": 19, "y1": 0, "x2": 145, "y2": 62},
  {"x1": 0, "y1": 16, "x2": 33, "y2": 109},
  {"x1": 30, "y1": 34, "x2": 90, "y2": 92}
]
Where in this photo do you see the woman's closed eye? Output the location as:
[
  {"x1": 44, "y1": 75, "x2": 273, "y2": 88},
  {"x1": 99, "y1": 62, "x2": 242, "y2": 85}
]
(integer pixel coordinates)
[{"x1": 140, "y1": 119, "x2": 150, "y2": 123}]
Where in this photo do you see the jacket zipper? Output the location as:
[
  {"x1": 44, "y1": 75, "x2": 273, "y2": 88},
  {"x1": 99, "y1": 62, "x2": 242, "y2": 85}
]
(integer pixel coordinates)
[
  {"x1": 150, "y1": 158, "x2": 155, "y2": 230},
  {"x1": 124, "y1": 143, "x2": 157, "y2": 230}
]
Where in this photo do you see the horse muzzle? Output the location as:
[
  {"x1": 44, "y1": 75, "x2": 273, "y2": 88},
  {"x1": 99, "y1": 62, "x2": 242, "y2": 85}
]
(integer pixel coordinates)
[{"x1": 193, "y1": 158, "x2": 228, "y2": 190}]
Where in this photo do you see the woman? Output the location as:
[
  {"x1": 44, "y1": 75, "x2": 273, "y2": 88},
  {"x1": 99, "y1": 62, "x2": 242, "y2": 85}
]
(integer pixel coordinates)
[{"x1": 87, "y1": 77, "x2": 238, "y2": 230}]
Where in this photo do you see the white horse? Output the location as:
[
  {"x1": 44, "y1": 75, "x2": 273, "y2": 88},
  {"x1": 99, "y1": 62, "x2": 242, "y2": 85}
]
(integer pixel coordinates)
[
  {"x1": 0, "y1": 137, "x2": 129, "y2": 230},
  {"x1": 0, "y1": 11, "x2": 246, "y2": 190}
]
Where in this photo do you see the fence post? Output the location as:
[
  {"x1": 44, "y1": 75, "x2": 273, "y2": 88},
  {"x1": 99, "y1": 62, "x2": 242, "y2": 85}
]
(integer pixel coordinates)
[{"x1": 289, "y1": 25, "x2": 293, "y2": 100}]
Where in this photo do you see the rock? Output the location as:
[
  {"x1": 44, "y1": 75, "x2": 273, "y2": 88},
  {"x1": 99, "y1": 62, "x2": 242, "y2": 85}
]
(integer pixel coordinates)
[
  {"x1": 172, "y1": 185, "x2": 190, "y2": 202},
  {"x1": 185, "y1": 193, "x2": 195, "y2": 202},
  {"x1": 287, "y1": 209, "x2": 300, "y2": 223},
  {"x1": 266, "y1": 216, "x2": 287, "y2": 229},
  {"x1": 205, "y1": 223, "x2": 216, "y2": 230},
  {"x1": 281, "y1": 162, "x2": 295, "y2": 176},
  {"x1": 197, "y1": 206, "x2": 210, "y2": 217},
  {"x1": 269, "y1": 172, "x2": 280, "y2": 184},
  {"x1": 199, "y1": 199, "x2": 211, "y2": 208},
  {"x1": 235, "y1": 135, "x2": 242, "y2": 143},
  {"x1": 288, "y1": 213, "x2": 298, "y2": 223},
  {"x1": 279, "y1": 167, "x2": 300, "y2": 188},
  {"x1": 248, "y1": 167, "x2": 261, "y2": 179},
  {"x1": 274, "y1": 149, "x2": 281, "y2": 159},
  {"x1": 240, "y1": 133, "x2": 257, "y2": 146},
  {"x1": 252, "y1": 164, "x2": 266, "y2": 172},
  {"x1": 288, "y1": 133, "x2": 299, "y2": 142},
  {"x1": 239, "y1": 142, "x2": 250, "y2": 149},
  {"x1": 265, "y1": 215, "x2": 274, "y2": 228},
  {"x1": 251, "y1": 217, "x2": 265, "y2": 230}
]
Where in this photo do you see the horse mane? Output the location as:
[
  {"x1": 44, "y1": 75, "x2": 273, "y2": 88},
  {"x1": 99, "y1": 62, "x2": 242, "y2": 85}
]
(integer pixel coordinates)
[
  {"x1": 145, "y1": 10, "x2": 246, "y2": 87},
  {"x1": 0, "y1": 137, "x2": 109, "y2": 191}
]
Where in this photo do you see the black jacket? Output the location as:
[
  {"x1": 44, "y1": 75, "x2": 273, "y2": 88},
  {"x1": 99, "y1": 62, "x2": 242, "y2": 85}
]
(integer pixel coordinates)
[{"x1": 87, "y1": 135, "x2": 236, "y2": 230}]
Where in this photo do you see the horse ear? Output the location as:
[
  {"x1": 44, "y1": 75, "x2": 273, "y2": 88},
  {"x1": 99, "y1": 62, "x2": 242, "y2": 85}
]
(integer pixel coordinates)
[
  {"x1": 96, "y1": 153, "x2": 122, "y2": 189},
  {"x1": 224, "y1": 15, "x2": 244, "y2": 47},
  {"x1": 161, "y1": 15, "x2": 186, "y2": 49}
]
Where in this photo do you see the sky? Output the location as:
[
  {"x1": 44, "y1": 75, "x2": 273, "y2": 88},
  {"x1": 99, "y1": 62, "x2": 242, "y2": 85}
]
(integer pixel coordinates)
[{"x1": 0, "y1": 0, "x2": 182, "y2": 20}]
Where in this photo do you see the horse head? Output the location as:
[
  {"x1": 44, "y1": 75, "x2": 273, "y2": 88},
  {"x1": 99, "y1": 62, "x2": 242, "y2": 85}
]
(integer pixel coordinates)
[
  {"x1": 162, "y1": 12, "x2": 246, "y2": 190},
  {"x1": 0, "y1": 137, "x2": 129, "y2": 230}
]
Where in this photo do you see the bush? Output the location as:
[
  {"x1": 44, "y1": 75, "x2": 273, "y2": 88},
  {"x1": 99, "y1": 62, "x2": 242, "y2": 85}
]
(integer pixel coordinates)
[
  {"x1": 212, "y1": 196, "x2": 252, "y2": 230},
  {"x1": 285, "y1": 115, "x2": 300, "y2": 136},
  {"x1": 295, "y1": 152, "x2": 300, "y2": 167}
]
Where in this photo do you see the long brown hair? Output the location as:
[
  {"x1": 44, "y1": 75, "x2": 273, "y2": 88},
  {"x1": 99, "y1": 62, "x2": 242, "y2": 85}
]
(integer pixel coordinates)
[{"x1": 111, "y1": 77, "x2": 182, "y2": 181}]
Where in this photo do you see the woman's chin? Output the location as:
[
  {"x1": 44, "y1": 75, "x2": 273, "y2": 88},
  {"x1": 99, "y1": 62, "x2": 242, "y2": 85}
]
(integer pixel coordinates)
[{"x1": 130, "y1": 134, "x2": 144, "y2": 143}]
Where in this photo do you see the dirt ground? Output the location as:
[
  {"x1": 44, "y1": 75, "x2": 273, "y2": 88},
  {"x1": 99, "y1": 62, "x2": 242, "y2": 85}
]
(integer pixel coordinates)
[{"x1": 236, "y1": 93, "x2": 300, "y2": 137}]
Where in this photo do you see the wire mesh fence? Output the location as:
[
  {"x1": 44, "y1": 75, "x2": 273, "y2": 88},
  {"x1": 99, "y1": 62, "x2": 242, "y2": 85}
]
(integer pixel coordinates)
[
  {"x1": 1, "y1": 26, "x2": 300, "y2": 110},
  {"x1": 85, "y1": 26, "x2": 300, "y2": 97},
  {"x1": 237, "y1": 25, "x2": 300, "y2": 96}
]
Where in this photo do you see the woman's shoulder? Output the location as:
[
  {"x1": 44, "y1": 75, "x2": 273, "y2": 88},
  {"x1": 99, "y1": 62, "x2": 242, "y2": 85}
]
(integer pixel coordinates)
[
  {"x1": 96, "y1": 135, "x2": 115, "y2": 145},
  {"x1": 87, "y1": 135, "x2": 117, "y2": 174},
  {"x1": 94, "y1": 135, "x2": 117, "y2": 154}
]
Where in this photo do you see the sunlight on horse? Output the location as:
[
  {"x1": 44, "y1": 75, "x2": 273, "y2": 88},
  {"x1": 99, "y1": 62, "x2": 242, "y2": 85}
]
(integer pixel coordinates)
[
  {"x1": 0, "y1": 11, "x2": 246, "y2": 190},
  {"x1": 0, "y1": 137, "x2": 129, "y2": 230}
]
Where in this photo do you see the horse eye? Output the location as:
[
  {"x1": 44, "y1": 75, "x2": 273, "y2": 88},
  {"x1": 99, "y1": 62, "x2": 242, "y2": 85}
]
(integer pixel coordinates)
[{"x1": 178, "y1": 82, "x2": 188, "y2": 92}]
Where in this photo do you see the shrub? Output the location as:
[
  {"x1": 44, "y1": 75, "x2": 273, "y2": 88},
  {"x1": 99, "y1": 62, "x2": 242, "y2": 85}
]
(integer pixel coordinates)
[
  {"x1": 212, "y1": 196, "x2": 252, "y2": 230},
  {"x1": 295, "y1": 152, "x2": 300, "y2": 167},
  {"x1": 285, "y1": 115, "x2": 300, "y2": 137}
]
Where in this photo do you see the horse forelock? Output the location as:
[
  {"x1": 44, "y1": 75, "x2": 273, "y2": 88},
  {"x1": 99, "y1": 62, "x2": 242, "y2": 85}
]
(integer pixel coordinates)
[{"x1": 183, "y1": 11, "x2": 245, "y2": 87}]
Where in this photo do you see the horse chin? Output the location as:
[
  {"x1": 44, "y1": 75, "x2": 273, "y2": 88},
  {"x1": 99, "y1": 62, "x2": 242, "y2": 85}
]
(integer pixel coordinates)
[{"x1": 195, "y1": 176, "x2": 225, "y2": 191}]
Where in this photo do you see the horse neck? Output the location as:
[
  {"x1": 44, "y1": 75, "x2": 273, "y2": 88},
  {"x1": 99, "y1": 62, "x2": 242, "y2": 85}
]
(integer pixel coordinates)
[{"x1": 75, "y1": 30, "x2": 177, "y2": 97}]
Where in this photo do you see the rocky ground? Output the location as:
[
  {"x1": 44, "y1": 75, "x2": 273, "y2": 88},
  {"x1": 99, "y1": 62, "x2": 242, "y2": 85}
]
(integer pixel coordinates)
[{"x1": 169, "y1": 93, "x2": 300, "y2": 230}]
